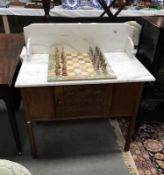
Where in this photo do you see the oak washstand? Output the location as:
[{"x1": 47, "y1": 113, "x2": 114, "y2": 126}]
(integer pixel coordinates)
[{"x1": 15, "y1": 23, "x2": 155, "y2": 157}]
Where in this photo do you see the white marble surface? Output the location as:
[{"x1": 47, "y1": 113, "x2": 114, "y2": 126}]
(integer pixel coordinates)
[
  {"x1": 24, "y1": 23, "x2": 134, "y2": 54},
  {"x1": 0, "y1": 5, "x2": 164, "y2": 17},
  {"x1": 15, "y1": 50, "x2": 155, "y2": 87},
  {"x1": 15, "y1": 23, "x2": 154, "y2": 87}
]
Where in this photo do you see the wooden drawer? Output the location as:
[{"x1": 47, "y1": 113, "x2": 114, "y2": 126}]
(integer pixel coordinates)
[
  {"x1": 54, "y1": 84, "x2": 113, "y2": 119},
  {"x1": 21, "y1": 83, "x2": 143, "y2": 121}
]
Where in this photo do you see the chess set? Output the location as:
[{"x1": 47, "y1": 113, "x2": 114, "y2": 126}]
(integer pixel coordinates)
[{"x1": 47, "y1": 46, "x2": 116, "y2": 82}]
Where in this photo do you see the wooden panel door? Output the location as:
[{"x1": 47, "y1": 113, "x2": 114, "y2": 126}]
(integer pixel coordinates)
[{"x1": 54, "y1": 84, "x2": 113, "y2": 119}]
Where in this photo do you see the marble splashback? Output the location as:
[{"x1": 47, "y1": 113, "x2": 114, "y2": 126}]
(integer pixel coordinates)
[
  {"x1": 24, "y1": 23, "x2": 134, "y2": 54},
  {"x1": 15, "y1": 23, "x2": 155, "y2": 87}
]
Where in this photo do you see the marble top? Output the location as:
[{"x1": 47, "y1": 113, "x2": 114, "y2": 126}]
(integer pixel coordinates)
[{"x1": 15, "y1": 48, "x2": 155, "y2": 87}]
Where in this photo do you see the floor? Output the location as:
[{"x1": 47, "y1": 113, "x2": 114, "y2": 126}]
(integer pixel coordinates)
[
  {"x1": 0, "y1": 100, "x2": 163, "y2": 175},
  {"x1": 119, "y1": 103, "x2": 164, "y2": 175}
]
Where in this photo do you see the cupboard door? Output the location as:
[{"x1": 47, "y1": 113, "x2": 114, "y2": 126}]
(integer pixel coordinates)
[
  {"x1": 55, "y1": 84, "x2": 113, "y2": 119},
  {"x1": 21, "y1": 87, "x2": 55, "y2": 120},
  {"x1": 110, "y1": 83, "x2": 143, "y2": 117}
]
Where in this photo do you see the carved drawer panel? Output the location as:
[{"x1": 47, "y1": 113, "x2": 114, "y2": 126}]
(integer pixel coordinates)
[{"x1": 54, "y1": 84, "x2": 113, "y2": 118}]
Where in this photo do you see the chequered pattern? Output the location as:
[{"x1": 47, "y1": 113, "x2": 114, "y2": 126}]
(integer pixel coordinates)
[{"x1": 48, "y1": 52, "x2": 116, "y2": 82}]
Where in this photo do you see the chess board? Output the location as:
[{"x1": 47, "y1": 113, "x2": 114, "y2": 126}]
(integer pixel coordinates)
[{"x1": 48, "y1": 52, "x2": 116, "y2": 82}]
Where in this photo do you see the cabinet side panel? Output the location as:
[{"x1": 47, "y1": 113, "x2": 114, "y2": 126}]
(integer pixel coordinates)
[
  {"x1": 110, "y1": 83, "x2": 143, "y2": 117},
  {"x1": 21, "y1": 87, "x2": 55, "y2": 120}
]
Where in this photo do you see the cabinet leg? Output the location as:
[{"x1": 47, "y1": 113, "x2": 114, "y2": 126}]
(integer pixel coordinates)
[
  {"x1": 27, "y1": 121, "x2": 37, "y2": 158},
  {"x1": 124, "y1": 117, "x2": 136, "y2": 152},
  {"x1": 124, "y1": 83, "x2": 143, "y2": 151},
  {"x1": 13, "y1": 88, "x2": 21, "y2": 111},
  {"x1": 4, "y1": 94, "x2": 22, "y2": 155}
]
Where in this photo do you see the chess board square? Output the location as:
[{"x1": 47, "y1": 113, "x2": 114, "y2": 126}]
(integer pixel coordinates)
[
  {"x1": 79, "y1": 60, "x2": 85, "y2": 64},
  {"x1": 81, "y1": 72, "x2": 88, "y2": 76},
  {"x1": 69, "y1": 72, "x2": 76, "y2": 76},
  {"x1": 78, "y1": 58, "x2": 84, "y2": 61},
  {"x1": 88, "y1": 69, "x2": 95, "y2": 73},
  {"x1": 67, "y1": 68, "x2": 74, "y2": 72},
  {"x1": 67, "y1": 61, "x2": 73, "y2": 65}
]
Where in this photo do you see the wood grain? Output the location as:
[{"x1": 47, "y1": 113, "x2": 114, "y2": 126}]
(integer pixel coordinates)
[{"x1": 0, "y1": 34, "x2": 24, "y2": 85}]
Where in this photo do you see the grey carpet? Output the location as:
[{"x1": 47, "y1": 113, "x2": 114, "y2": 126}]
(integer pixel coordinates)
[{"x1": 0, "y1": 101, "x2": 130, "y2": 175}]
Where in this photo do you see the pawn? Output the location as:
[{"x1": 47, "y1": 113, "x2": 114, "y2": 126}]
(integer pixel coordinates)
[
  {"x1": 62, "y1": 71, "x2": 67, "y2": 76},
  {"x1": 55, "y1": 69, "x2": 60, "y2": 76},
  {"x1": 61, "y1": 47, "x2": 65, "y2": 63},
  {"x1": 62, "y1": 67, "x2": 67, "y2": 76},
  {"x1": 102, "y1": 63, "x2": 107, "y2": 72}
]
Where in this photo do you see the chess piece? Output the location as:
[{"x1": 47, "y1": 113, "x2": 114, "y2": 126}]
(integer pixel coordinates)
[
  {"x1": 62, "y1": 62, "x2": 67, "y2": 76},
  {"x1": 92, "y1": 47, "x2": 100, "y2": 67},
  {"x1": 99, "y1": 51, "x2": 103, "y2": 60},
  {"x1": 96, "y1": 47, "x2": 103, "y2": 62},
  {"x1": 62, "y1": 69, "x2": 67, "y2": 76},
  {"x1": 102, "y1": 63, "x2": 107, "y2": 74},
  {"x1": 95, "y1": 55, "x2": 100, "y2": 71},
  {"x1": 55, "y1": 64, "x2": 60, "y2": 75},
  {"x1": 89, "y1": 47, "x2": 94, "y2": 56},
  {"x1": 95, "y1": 47, "x2": 108, "y2": 73},
  {"x1": 61, "y1": 47, "x2": 65, "y2": 64},
  {"x1": 96, "y1": 46, "x2": 103, "y2": 66},
  {"x1": 55, "y1": 48, "x2": 61, "y2": 75},
  {"x1": 100, "y1": 54, "x2": 105, "y2": 68},
  {"x1": 92, "y1": 53, "x2": 96, "y2": 66},
  {"x1": 95, "y1": 46, "x2": 101, "y2": 56},
  {"x1": 61, "y1": 48, "x2": 67, "y2": 76},
  {"x1": 89, "y1": 47, "x2": 94, "y2": 62},
  {"x1": 58, "y1": 48, "x2": 62, "y2": 69},
  {"x1": 55, "y1": 48, "x2": 59, "y2": 63}
]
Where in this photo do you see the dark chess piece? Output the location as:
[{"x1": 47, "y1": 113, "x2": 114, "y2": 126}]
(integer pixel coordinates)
[
  {"x1": 95, "y1": 46, "x2": 101, "y2": 56},
  {"x1": 89, "y1": 47, "x2": 94, "y2": 57},
  {"x1": 102, "y1": 63, "x2": 107, "y2": 74},
  {"x1": 92, "y1": 53, "x2": 96, "y2": 65},
  {"x1": 89, "y1": 47, "x2": 94, "y2": 63},
  {"x1": 95, "y1": 55, "x2": 100, "y2": 71}
]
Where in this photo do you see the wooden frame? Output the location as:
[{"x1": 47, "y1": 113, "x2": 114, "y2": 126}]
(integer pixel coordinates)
[{"x1": 21, "y1": 83, "x2": 144, "y2": 157}]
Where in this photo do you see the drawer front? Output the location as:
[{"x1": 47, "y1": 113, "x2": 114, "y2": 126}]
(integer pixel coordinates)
[
  {"x1": 55, "y1": 84, "x2": 113, "y2": 119},
  {"x1": 21, "y1": 83, "x2": 143, "y2": 121}
]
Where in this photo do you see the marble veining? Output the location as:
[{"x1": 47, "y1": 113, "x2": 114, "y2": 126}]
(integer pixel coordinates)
[
  {"x1": 23, "y1": 23, "x2": 134, "y2": 54},
  {"x1": 15, "y1": 23, "x2": 155, "y2": 87},
  {"x1": 15, "y1": 50, "x2": 155, "y2": 87}
]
